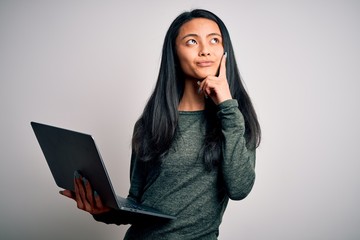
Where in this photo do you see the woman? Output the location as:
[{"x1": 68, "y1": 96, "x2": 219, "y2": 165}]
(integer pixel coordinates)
[{"x1": 61, "y1": 9, "x2": 261, "y2": 239}]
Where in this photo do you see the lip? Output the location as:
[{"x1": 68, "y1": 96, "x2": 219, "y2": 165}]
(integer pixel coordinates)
[{"x1": 196, "y1": 61, "x2": 214, "y2": 67}]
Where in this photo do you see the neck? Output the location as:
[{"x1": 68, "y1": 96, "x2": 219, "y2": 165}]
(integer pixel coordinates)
[{"x1": 178, "y1": 79, "x2": 205, "y2": 111}]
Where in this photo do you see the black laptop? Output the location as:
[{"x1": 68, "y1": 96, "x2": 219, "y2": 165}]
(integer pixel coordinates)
[{"x1": 31, "y1": 121, "x2": 176, "y2": 220}]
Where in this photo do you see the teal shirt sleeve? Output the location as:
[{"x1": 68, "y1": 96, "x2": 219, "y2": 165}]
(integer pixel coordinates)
[
  {"x1": 128, "y1": 151, "x2": 146, "y2": 202},
  {"x1": 217, "y1": 99, "x2": 256, "y2": 200}
]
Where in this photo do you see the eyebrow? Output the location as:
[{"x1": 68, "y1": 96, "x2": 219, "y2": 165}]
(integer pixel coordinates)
[{"x1": 180, "y1": 32, "x2": 222, "y2": 40}]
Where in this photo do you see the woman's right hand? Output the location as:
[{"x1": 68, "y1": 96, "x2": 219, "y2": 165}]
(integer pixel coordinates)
[{"x1": 59, "y1": 171, "x2": 111, "y2": 215}]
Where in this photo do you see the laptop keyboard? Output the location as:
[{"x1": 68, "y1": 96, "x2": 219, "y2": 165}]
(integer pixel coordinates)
[{"x1": 121, "y1": 201, "x2": 147, "y2": 211}]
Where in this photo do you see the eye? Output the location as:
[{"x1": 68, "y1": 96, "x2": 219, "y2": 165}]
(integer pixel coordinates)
[
  {"x1": 210, "y1": 38, "x2": 220, "y2": 44},
  {"x1": 186, "y1": 39, "x2": 197, "y2": 45}
]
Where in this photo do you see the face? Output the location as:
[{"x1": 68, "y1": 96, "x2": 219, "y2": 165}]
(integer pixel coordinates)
[{"x1": 175, "y1": 18, "x2": 224, "y2": 80}]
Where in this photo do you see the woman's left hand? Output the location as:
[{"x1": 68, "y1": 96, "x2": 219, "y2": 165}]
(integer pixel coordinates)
[
  {"x1": 59, "y1": 171, "x2": 111, "y2": 215},
  {"x1": 198, "y1": 53, "x2": 232, "y2": 105}
]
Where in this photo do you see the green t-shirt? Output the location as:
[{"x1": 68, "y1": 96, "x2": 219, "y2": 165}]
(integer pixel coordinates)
[{"x1": 94, "y1": 99, "x2": 256, "y2": 240}]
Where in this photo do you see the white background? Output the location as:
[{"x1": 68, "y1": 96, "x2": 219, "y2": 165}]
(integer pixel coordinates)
[{"x1": 1, "y1": 0, "x2": 359, "y2": 239}]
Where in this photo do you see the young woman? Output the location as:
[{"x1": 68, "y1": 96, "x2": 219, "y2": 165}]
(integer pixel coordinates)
[{"x1": 61, "y1": 9, "x2": 261, "y2": 240}]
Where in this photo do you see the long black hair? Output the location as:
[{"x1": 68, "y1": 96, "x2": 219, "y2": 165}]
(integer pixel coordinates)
[{"x1": 132, "y1": 9, "x2": 261, "y2": 170}]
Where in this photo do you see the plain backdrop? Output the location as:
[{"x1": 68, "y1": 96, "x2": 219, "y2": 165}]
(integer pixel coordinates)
[{"x1": 1, "y1": 0, "x2": 359, "y2": 239}]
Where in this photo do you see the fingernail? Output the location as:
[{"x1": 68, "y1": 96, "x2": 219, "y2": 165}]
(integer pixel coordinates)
[
  {"x1": 74, "y1": 171, "x2": 81, "y2": 179},
  {"x1": 94, "y1": 191, "x2": 99, "y2": 197},
  {"x1": 197, "y1": 81, "x2": 201, "y2": 94},
  {"x1": 82, "y1": 177, "x2": 87, "y2": 186}
]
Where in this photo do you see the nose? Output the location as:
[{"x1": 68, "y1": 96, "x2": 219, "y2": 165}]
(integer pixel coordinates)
[
  {"x1": 199, "y1": 51, "x2": 210, "y2": 56},
  {"x1": 198, "y1": 43, "x2": 210, "y2": 56}
]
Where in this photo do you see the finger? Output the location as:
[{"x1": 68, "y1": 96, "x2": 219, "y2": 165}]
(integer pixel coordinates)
[
  {"x1": 59, "y1": 189, "x2": 75, "y2": 200},
  {"x1": 79, "y1": 177, "x2": 93, "y2": 211},
  {"x1": 201, "y1": 76, "x2": 217, "y2": 93},
  {"x1": 94, "y1": 191, "x2": 111, "y2": 213},
  {"x1": 93, "y1": 191, "x2": 105, "y2": 209},
  {"x1": 205, "y1": 83, "x2": 216, "y2": 97},
  {"x1": 197, "y1": 81, "x2": 205, "y2": 95},
  {"x1": 74, "y1": 171, "x2": 87, "y2": 210},
  {"x1": 74, "y1": 175, "x2": 83, "y2": 209},
  {"x1": 198, "y1": 77, "x2": 213, "y2": 97},
  {"x1": 218, "y1": 52, "x2": 227, "y2": 78},
  {"x1": 84, "y1": 178, "x2": 95, "y2": 208}
]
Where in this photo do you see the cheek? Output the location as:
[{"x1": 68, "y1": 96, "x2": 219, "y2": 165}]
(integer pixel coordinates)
[
  {"x1": 177, "y1": 55, "x2": 193, "y2": 73},
  {"x1": 215, "y1": 48, "x2": 225, "y2": 59}
]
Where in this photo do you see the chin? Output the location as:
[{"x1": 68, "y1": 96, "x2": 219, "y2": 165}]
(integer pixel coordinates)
[{"x1": 196, "y1": 70, "x2": 218, "y2": 79}]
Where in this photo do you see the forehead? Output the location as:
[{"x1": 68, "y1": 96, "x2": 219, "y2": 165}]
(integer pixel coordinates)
[{"x1": 178, "y1": 18, "x2": 221, "y2": 37}]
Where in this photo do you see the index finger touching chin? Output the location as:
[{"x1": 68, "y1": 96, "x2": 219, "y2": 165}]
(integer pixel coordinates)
[{"x1": 218, "y1": 52, "x2": 227, "y2": 78}]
